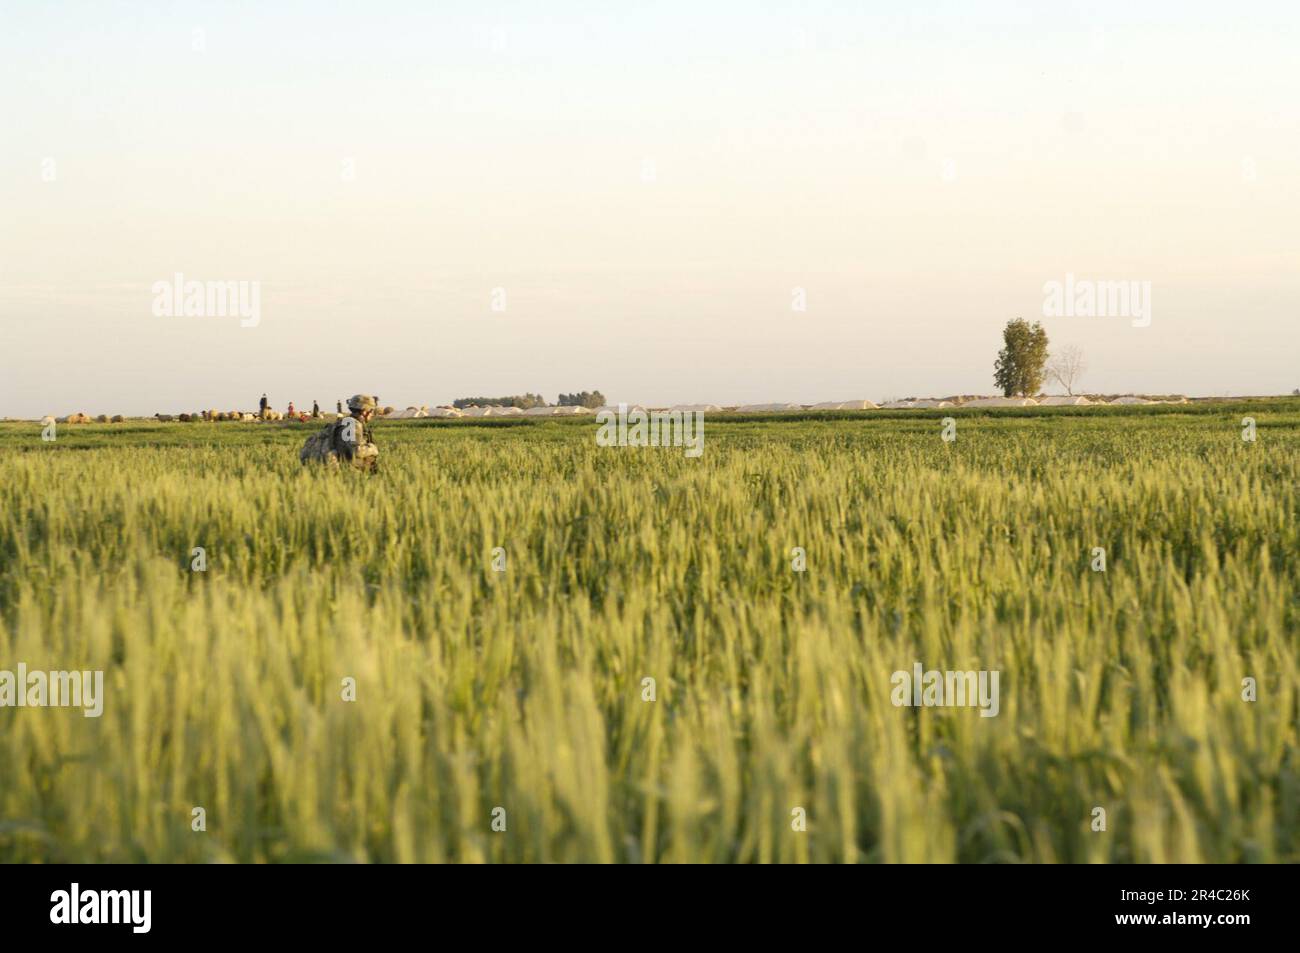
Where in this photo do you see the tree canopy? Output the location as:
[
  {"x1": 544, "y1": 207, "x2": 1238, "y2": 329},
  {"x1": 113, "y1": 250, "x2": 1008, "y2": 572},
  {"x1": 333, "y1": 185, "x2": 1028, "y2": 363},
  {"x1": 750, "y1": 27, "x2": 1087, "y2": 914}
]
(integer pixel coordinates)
[
  {"x1": 557, "y1": 391, "x2": 606, "y2": 408},
  {"x1": 994, "y1": 319, "x2": 1050, "y2": 396},
  {"x1": 452, "y1": 393, "x2": 547, "y2": 409}
]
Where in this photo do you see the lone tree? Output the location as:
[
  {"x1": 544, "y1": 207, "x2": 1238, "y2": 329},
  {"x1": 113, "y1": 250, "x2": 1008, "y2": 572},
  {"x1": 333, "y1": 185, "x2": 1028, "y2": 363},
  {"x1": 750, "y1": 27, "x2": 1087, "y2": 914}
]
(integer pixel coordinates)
[
  {"x1": 1047, "y1": 344, "x2": 1087, "y2": 396},
  {"x1": 993, "y1": 318, "x2": 1049, "y2": 397}
]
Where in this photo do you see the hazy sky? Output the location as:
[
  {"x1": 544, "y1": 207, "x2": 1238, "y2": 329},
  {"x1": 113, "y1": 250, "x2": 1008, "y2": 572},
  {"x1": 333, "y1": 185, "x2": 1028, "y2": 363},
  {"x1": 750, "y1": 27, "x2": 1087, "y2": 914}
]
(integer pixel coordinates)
[{"x1": 3, "y1": 1, "x2": 1298, "y2": 417}]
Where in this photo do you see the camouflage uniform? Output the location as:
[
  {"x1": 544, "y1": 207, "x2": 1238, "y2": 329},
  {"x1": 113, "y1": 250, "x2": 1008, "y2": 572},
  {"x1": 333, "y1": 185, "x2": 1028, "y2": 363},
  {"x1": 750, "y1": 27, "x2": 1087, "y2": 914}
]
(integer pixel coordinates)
[{"x1": 300, "y1": 394, "x2": 379, "y2": 472}]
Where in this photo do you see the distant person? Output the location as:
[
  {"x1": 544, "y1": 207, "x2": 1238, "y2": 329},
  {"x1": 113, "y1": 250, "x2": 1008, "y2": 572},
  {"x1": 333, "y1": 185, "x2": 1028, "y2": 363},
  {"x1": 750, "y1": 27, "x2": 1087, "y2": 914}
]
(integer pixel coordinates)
[
  {"x1": 300, "y1": 395, "x2": 379, "y2": 472},
  {"x1": 312, "y1": 400, "x2": 320, "y2": 418},
  {"x1": 287, "y1": 401, "x2": 296, "y2": 418},
  {"x1": 259, "y1": 393, "x2": 269, "y2": 418},
  {"x1": 336, "y1": 399, "x2": 343, "y2": 415}
]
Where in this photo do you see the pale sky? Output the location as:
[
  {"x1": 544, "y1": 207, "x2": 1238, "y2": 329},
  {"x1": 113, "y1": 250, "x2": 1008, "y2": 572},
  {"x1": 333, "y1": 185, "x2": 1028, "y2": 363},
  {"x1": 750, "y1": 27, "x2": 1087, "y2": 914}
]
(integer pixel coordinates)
[{"x1": 3, "y1": 1, "x2": 1298, "y2": 417}]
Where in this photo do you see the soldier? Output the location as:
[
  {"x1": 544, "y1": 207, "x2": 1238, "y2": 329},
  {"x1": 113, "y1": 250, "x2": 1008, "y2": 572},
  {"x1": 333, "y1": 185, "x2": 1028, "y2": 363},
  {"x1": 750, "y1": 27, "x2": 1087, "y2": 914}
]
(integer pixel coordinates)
[{"x1": 300, "y1": 394, "x2": 379, "y2": 472}]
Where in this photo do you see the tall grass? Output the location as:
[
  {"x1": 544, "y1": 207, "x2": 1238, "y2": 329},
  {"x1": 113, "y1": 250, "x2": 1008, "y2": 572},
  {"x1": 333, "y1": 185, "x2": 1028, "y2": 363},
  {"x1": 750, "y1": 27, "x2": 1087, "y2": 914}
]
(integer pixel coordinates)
[{"x1": 0, "y1": 406, "x2": 1297, "y2": 862}]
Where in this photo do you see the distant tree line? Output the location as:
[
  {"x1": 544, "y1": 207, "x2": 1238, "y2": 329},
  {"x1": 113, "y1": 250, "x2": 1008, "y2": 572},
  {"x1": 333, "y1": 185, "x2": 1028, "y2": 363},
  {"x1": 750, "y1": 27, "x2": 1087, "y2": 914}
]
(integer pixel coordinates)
[
  {"x1": 557, "y1": 391, "x2": 606, "y2": 408},
  {"x1": 449, "y1": 391, "x2": 606, "y2": 410},
  {"x1": 452, "y1": 393, "x2": 547, "y2": 409}
]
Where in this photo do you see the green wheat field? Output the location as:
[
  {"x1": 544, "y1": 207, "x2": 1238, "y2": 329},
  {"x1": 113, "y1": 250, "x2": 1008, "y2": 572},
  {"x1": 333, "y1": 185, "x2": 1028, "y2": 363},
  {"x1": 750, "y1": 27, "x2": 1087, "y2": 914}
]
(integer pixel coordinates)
[{"x1": 1, "y1": 402, "x2": 1297, "y2": 863}]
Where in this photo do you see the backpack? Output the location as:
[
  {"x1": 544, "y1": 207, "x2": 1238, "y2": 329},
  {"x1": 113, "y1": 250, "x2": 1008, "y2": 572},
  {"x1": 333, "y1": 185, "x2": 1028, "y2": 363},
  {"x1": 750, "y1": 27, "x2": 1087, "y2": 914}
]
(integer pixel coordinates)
[{"x1": 299, "y1": 423, "x2": 338, "y2": 465}]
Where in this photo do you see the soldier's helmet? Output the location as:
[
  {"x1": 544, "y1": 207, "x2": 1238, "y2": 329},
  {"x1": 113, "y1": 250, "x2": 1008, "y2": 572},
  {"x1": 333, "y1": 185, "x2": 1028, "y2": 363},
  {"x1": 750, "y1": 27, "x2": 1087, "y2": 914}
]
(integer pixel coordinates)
[{"x1": 346, "y1": 394, "x2": 377, "y2": 413}]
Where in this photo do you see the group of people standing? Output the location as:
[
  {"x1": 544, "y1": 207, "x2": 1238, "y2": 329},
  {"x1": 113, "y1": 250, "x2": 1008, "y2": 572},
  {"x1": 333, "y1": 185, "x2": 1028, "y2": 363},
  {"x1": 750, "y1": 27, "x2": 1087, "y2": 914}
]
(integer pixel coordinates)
[{"x1": 259, "y1": 394, "x2": 324, "y2": 419}]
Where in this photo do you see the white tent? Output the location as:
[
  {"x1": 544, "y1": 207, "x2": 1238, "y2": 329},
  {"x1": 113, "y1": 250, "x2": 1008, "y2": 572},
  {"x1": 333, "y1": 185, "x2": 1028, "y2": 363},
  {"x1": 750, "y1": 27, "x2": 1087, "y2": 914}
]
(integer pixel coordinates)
[
  {"x1": 669, "y1": 404, "x2": 721, "y2": 413},
  {"x1": 910, "y1": 399, "x2": 954, "y2": 408},
  {"x1": 463, "y1": 405, "x2": 525, "y2": 416},
  {"x1": 880, "y1": 400, "x2": 915, "y2": 409},
  {"x1": 811, "y1": 399, "x2": 879, "y2": 410},
  {"x1": 594, "y1": 405, "x2": 647, "y2": 414},
  {"x1": 425, "y1": 407, "x2": 463, "y2": 418},
  {"x1": 1038, "y1": 395, "x2": 1092, "y2": 406},
  {"x1": 963, "y1": 397, "x2": 1039, "y2": 407},
  {"x1": 737, "y1": 402, "x2": 803, "y2": 413},
  {"x1": 549, "y1": 405, "x2": 593, "y2": 415},
  {"x1": 1109, "y1": 396, "x2": 1151, "y2": 405},
  {"x1": 386, "y1": 407, "x2": 426, "y2": 419}
]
